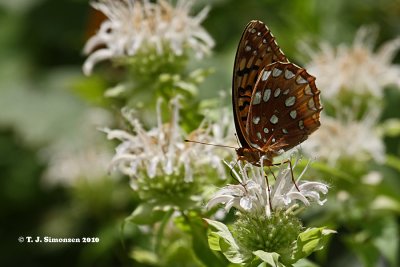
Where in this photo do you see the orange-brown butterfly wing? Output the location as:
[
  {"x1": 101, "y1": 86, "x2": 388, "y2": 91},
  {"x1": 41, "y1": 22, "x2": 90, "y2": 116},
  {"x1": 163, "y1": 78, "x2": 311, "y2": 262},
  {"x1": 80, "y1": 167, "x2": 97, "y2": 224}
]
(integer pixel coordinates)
[
  {"x1": 232, "y1": 20, "x2": 288, "y2": 149},
  {"x1": 246, "y1": 62, "x2": 322, "y2": 152}
]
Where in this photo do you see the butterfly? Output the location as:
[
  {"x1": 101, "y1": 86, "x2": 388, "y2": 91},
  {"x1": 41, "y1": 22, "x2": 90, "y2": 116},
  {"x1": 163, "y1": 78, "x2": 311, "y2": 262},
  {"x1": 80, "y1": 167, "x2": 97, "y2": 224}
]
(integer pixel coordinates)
[{"x1": 232, "y1": 20, "x2": 322, "y2": 167}]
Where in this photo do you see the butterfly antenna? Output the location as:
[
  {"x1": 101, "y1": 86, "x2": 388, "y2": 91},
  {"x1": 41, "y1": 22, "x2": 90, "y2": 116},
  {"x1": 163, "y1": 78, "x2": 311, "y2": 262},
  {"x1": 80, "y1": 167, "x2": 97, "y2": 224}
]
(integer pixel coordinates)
[{"x1": 184, "y1": 139, "x2": 237, "y2": 149}]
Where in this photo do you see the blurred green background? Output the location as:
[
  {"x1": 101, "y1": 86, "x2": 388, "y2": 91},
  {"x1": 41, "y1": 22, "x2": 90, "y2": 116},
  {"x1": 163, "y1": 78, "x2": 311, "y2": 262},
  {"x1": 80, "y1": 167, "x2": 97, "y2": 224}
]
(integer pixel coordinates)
[{"x1": 1, "y1": 0, "x2": 399, "y2": 266}]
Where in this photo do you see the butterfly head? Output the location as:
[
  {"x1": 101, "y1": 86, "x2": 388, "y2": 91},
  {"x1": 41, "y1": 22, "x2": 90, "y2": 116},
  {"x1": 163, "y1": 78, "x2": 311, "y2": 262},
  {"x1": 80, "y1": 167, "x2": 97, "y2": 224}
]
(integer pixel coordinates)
[{"x1": 236, "y1": 147, "x2": 274, "y2": 167}]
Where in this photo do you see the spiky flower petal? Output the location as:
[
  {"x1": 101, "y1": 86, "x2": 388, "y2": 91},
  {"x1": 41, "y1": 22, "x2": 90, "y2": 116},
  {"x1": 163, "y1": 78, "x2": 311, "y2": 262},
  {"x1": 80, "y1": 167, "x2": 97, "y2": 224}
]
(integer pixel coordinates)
[
  {"x1": 103, "y1": 97, "x2": 230, "y2": 206},
  {"x1": 83, "y1": 0, "x2": 214, "y2": 75},
  {"x1": 302, "y1": 110, "x2": 385, "y2": 166},
  {"x1": 207, "y1": 156, "x2": 328, "y2": 217},
  {"x1": 304, "y1": 26, "x2": 400, "y2": 99}
]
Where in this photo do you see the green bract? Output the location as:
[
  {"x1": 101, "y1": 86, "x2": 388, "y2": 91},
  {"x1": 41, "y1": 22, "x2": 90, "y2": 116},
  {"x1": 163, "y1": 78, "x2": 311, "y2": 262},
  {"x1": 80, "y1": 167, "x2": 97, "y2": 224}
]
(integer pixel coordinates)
[{"x1": 205, "y1": 215, "x2": 335, "y2": 267}]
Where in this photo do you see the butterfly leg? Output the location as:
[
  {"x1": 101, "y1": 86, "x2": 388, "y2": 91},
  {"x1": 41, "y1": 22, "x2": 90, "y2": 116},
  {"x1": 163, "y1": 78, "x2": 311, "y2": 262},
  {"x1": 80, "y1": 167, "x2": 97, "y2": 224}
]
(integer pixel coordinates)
[
  {"x1": 268, "y1": 166, "x2": 277, "y2": 181},
  {"x1": 230, "y1": 160, "x2": 249, "y2": 192},
  {"x1": 273, "y1": 159, "x2": 300, "y2": 192},
  {"x1": 229, "y1": 160, "x2": 240, "y2": 182},
  {"x1": 231, "y1": 160, "x2": 251, "y2": 194},
  {"x1": 287, "y1": 159, "x2": 300, "y2": 192}
]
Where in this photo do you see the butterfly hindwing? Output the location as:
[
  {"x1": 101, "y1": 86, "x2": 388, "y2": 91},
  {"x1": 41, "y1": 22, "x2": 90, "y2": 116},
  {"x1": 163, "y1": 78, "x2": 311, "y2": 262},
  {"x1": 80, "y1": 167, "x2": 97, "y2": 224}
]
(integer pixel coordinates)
[{"x1": 247, "y1": 62, "x2": 322, "y2": 151}]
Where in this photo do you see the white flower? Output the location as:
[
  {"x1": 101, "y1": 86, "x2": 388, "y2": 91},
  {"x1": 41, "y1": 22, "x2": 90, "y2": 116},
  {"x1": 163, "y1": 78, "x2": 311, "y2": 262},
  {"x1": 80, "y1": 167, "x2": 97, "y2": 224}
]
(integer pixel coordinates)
[
  {"x1": 302, "y1": 109, "x2": 385, "y2": 166},
  {"x1": 43, "y1": 146, "x2": 113, "y2": 187},
  {"x1": 83, "y1": 0, "x2": 214, "y2": 75},
  {"x1": 207, "y1": 157, "x2": 328, "y2": 217},
  {"x1": 42, "y1": 108, "x2": 114, "y2": 187},
  {"x1": 361, "y1": 171, "x2": 383, "y2": 185},
  {"x1": 303, "y1": 26, "x2": 400, "y2": 99},
  {"x1": 103, "y1": 96, "x2": 228, "y2": 189},
  {"x1": 186, "y1": 107, "x2": 237, "y2": 179}
]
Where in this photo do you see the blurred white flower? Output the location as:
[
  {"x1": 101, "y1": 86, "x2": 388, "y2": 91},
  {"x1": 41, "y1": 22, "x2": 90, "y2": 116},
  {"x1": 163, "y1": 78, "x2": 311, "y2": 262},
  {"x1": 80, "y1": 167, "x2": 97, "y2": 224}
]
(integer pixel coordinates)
[
  {"x1": 43, "y1": 146, "x2": 113, "y2": 187},
  {"x1": 337, "y1": 190, "x2": 350, "y2": 202},
  {"x1": 186, "y1": 107, "x2": 237, "y2": 179},
  {"x1": 42, "y1": 108, "x2": 114, "y2": 187},
  {"x1": 83, "y1": 0, "x2": 214, "y2": 75},
  {"x1": 207, "y1": 157, "x2": 328, "y2": 217},
  {"x1": 361, "y1": 171, "x2": 383, "y2": 185},
  {"x1": 104, "y1": 96, "x2": 229, "y2": 190},
  {"x1": 302, "y1": 109, "x2": 385, "y2": 166},
  {"x1": 304, "y1": 26, "x2": 400, "y2": 99}
]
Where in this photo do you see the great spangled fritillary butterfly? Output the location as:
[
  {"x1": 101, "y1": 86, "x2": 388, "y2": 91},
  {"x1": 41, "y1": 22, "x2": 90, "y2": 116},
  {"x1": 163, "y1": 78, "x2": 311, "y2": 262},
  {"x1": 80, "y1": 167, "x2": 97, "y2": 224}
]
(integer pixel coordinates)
[{"x1": 233, "y1": 20, "x2": 322, "y2": 166}]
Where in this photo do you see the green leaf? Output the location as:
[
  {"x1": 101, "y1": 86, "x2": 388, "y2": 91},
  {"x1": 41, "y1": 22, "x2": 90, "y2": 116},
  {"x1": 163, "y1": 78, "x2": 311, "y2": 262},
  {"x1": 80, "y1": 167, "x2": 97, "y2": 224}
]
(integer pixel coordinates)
[
  {"x1": 175, "y1": 81, "x2": 198, "y2": 95},
  {"x1": 130, "y1": 248, "x2": 158, "y2": 265},
  {"x1": 163, "y1": 239, "x2": 207, "y2": 267},
  {"x1": 208, "y1": 231, "x2": 223, "y2": 251},
  {"x1": 344, "y1": 236, "x2": 379, "y2": 267},
  {"x1": 247, "y1": 258, "x2": 264, "y2": 267},
  {"x1": 380, "y1": 118, "x2": 400, "y2": 137},
  {"x1": 344, "y1": 215, "x2": 398, "y2": 267},
  {"x1": 188, "y1": 67, "x2": 215, "y2": 84},
  {"x1": 205, "y1": 219, "x2": 247, "y2": 264},
  {"x1": 293, "y1": 258, "x2": 319, "y2": 267},
  {"x1": 187, "y1": 215, "x2": 228, "y2": 267},
  {"x1": 292, "y1": 227, "x2": 336, "y2": 262},
  {"x1": 370, "y1": 195, "x2": 400, "y2": 213},
  {"x1": 372, "y1": 215, "x2": 398, "y2": 267},
  {"x1": 386, "y1": 155, "x2": 400, "y2": 173},
  {"x1": 220, "y1": 238, "x2": 246, "y2": 264},
  {"x1": 72, "y1": 75, "x2": 109, "y2": 105},
  {"x1": 205, "y1": 219, "x2": 238, "y2": 249},
  {"x1": 126, "y1": 203, "x2": 166, "y2": 225},
  {"x1": 104, "y1": 83, "x2": 128, "y2": 98},
  {"x1": 253, "y1": 250, "x2": 286, "y2": 267}
]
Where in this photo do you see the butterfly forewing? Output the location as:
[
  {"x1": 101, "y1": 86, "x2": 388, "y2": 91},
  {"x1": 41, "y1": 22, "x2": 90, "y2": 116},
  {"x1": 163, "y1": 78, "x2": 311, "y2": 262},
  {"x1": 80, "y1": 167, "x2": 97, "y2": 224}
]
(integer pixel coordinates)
[
  {"x1": 247, "y1": 62, "x2": 322, "y2": 151},
  {"x1": 232, "y1": 20, "x2": 288, "y2": 149}
]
